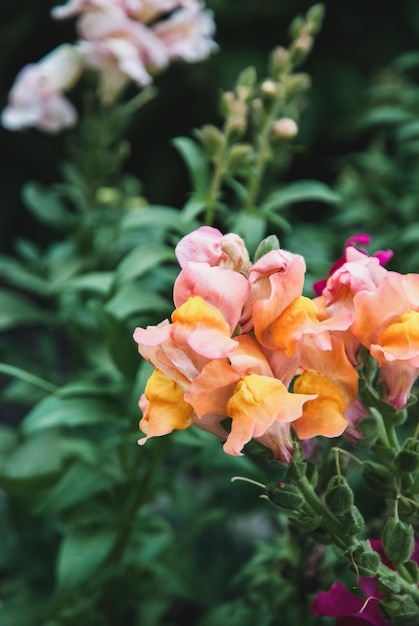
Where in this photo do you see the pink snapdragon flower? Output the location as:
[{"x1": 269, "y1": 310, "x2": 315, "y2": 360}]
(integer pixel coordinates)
[
  {"x1": 352, "y1": 272, "x2": 419, "y2": 409},
  {"x1": 1, "y1": 44, "x2": 83, "y2": 133},
  {"x1": 313, "y1": 233, "x2": 393, "y2": 297},
  {"x1": 52, "y1": 0, "x2": 217, "y2": 101}
]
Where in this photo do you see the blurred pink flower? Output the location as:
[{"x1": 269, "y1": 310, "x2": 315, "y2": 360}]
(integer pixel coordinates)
[
  {"x1": 1, "y1": 44, "x2": 83, "y2": 133},
  {"x1": 313, "y1": 233, "x2": 393, "y2": 297}
]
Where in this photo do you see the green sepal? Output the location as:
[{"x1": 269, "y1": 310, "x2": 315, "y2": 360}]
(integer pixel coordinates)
[
  {"x1": 254, "y1": 235, "x2": 280, "y2": 262},
  {"x1": 289, "y1": 512, "x2": 322, "y2": 532},
  {"x1": 362, "y1": 461, "x2": 398, "y2": 497},
  {"x1": 336, "y1": 505, "x2": 365, "y2": 535},
  {"x1": 265, "y1": 482, "x2": 304, "y2": 511},
  {"x1": 396, "y1": 449, "x2": 419, "y2": 473},
  {"x1": 356, "y1": 416, "x2": 379, "y2": 447},
  {"x1": 404, "y1": 559, "x2": 419, "y2": 584},
  {"x1": 382, "y1": 518, "x2": 414, "y2": 566},
  {"x1": 380, "y1": 594, "x2": 419, "y2": 626},
  {"x1": 348, "y1": 543, "x2": 380, "y2": 577},
  {"x1": 325, "y1": 476, "x2": 354, "y2": 516}
]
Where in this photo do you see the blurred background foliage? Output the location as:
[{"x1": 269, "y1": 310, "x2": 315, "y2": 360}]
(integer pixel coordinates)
[{"x1": 2, "y1": 1, "x2": 419, "y2": 625}]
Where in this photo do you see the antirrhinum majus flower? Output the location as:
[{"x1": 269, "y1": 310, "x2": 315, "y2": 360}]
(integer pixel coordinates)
[
  {"x1": 52, "y1": 0, "x2": 217, "y2": 102},
  {"x1": 1, "y1": 44, "x2": 83, "y2": 133}
]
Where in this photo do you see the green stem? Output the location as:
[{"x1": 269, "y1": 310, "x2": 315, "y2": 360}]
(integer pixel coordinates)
[
  {"x1": 205, "y1": 143, "x2": 228, "y2": 226},
  {"x1": 0, "y1": 362, "x2": 58, "y2": 394},
  {"x1": 244, "y1": 92, "x2": 284, "y2": 212}
]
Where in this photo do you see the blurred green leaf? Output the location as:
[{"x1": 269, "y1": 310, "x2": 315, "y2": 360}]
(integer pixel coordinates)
[
  {"x1": 89, "y1": 300, "x2": 139, "y2": 379},
  {"x1": 121, "y1": 205, "x2": 197, "y2": 235},
  {"x1": 63, "y1": 272, "x2": 114, "y2": 295},
  {"x1": 56, "y1": 528, "x2": 117, "y2": 591},
  {"x1": 106, "y1": 283, "x2": 171, "y2": 320},
  {"x1": 172, "y1": 136, "x2": 210, "y2": 196},
  {"x1": 37, "y1": 461, "x2": 120, "y2": 513},
  {"x1": 22, "y1": 182, "x2": 76, "y2": 228},
  {"x1": 114, "y1": 243, "x2": 176, "y2": 285},
  {"x1": 260, "y1": 180, "x2": 341, "y2": 213},
  {"x1": 22, "y1": 395, "x2": 120, "y2": 434},
  {"x1": 0, "y1": 258, "x2": 48, "y2": 295},
  {"x1": 0, "y1": 430, "x2": 70, "y2": 493},
  {"x1": 0, "y1": 289, "x2": 52, "y2": 330}
]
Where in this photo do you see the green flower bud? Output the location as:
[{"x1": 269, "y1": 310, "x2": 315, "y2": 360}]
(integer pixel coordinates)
[
  {"x1": 306, "y1": 4, "x2": 325, "y2": 34},
  {"x1": 380, "y1": 594, "x2": 419, "y2": 626},
  {"x1": 362, "y1": 461, "x2": 398, "y2": 497},
  {"x1": 336, "y1": 505, "x2": 365, "y2": 535},
  {"x1": 289, "y1": 512, "x2": 322, "y2": 532},
  {"x1": 396, "y1": 449, "x2": 419, "y2": 473},
  {"x1": 325, "y1": 476, "x2": 354, "y2": 516},
  {"x1": 269, "y1": 46, "x2": 290, "y2": 75},
  {"x1": 265, "y1": 482, "x2": 304, "y2": 511},
  {"x1": 383, "y1": 518, "x2": 414, "y2": 565},
  {"x1": 349, "y1": 543, "x2": 380, "y2": 577},
  {"x1": 197, "y1": 124, "x2": 225, "y2": 160},
  {"x1": 226, "y1": 143, "x2": 253, "y2": 173}
]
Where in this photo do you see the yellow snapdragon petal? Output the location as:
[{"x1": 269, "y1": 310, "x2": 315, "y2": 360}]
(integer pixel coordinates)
[
  {"x1": 292, "y1": 370, "x2": 347, "y2": 439},
  {"x1": 171, "y1": 295, "x2": 231, "y2": 335},
  {"x1": 376, "y1": 310, "x2": 419, "y2": 358},
  {"x1": 139, "y1": 369, "x2": 193, "y2": 442},
  {"x1": 272, "y1": 296, "x2": 318, "y2": 356}
]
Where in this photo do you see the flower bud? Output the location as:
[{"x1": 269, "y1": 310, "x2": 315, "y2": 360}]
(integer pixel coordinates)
[
  {"x1": 289, "y1": 35, "x2": 313, "y2": 66},
  {"x1": 226, "y1": 143, "x2": 253, "y2": 173},
  {"x1": 349, "y1": 543, "x2": 380, "y2": 577},
  {"x1": 306, "y1": 4, "x2": 325, "y2": 34},
  {"x1": 325, "y1": 476, "x2": 354, "y2": 516},
  {"x1": 197, "y1": 124, "x2": 225, "y2": 159},
  {"x1": 380, "y1": 594, "x2": 419, "y2": 626},
  {"x1": 336, "y1": 505, "x2": 365, "y2": 534},
  {"x1": 266, "y1": 482, "x2": 304, "y2": 511},
  {"x1": 272, "y1": 118, "x2": 298, "y2": 140},
  {"x1": 270, "y1": 47, "x2": 290, "y2": 75},
  {"x1": 396, "y1": 449, "x2": 419, "y2": 473},
  {"x1": 383, "y1": 518, "x2": 414, "y2": 565},
  {"x1": 260, "y1": 79, "x2": 278, "y2": 99},
  {"x1": 362, "y1": 461, "x2": 398, "y2": 496}
]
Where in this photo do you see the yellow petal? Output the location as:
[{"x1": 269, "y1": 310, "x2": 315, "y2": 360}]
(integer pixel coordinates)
[
  {"x1": 271, "y1": 296, "x2": 318, "y2": 356},
  {"x1": 376, "y1": 310, "x2": 419, "y2": 360},
  {"x1": 172, "y1": 295, "x2": 231, "y2": 335},
  {"x1": 292, "y1": 370, "x2": 347, "y2": 439},
  {"x1": 139, "y1": 369, "x2": 193, "y2": 443}
]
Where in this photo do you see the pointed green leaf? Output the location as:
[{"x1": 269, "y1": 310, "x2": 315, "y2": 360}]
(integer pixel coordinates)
[
  {"x1": 172, "y1": 136, "x2": 210, "y2": 195},
  {"x1": 115, "y1": 243, "x2": 176, "y2": 285},
  {"x1": 260, "y1": 180, "x2": 341, "y2": 213},
  {"x1": 106, "y1": 283, "x2": 171, "y2": 320}
]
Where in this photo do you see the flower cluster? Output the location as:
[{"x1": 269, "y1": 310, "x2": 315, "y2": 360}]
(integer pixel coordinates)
[
  {"x1": 133, "y1": 226, "x2": 419, "y2": 463},
  {"x1": 1, "y1": 0, "x2": 217, "y2": 132}
]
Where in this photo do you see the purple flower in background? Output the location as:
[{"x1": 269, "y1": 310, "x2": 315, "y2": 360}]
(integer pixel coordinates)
[{"x1": 311, "y1": 539, "x2": 419, "y2": 625}]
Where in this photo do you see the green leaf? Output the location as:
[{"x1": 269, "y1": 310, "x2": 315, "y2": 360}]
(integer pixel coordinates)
[
  {"x1": 0, "y1": 289, "x2": 53, "y2": 330},
  {"x1": 106, "y1": 283, "x2": 171, "y2": 320},
  {"x1": 180, "y1": 195, "x2": 207, "y2": 221},
  {"x1": 0, "y1": 430, "x2": 69, "y2": 493},
  {"x1": 360, "y1": 106, "x2": 414, "y2": 128},
  {"x1": 63, "y1": 272, "x2": 114, "y2": 295},
  {"x1": 0, "y1": 257, "x2": 48, "y2": 295},
  {"x1": 115, "y1": 243, "x2": 176, "y2": 285},
  {"x1": 56, "y1": 528, "x2": 117, "y2": 591},
  {"x1": 260, "y1": 180, "x2": 341, "y2": 213},
  {"x1": 22, "y1": 395, "x2": 120, "y2": 434},
  {"x1": 22, "y1": 181, "x2": 76, "y2": 228},
  {"x1": 172, "y1": 136, "x2": 210, "y2": 196},
  {"x1": 89, "y1": 300, "x2": 139, "y2": 379},
  {"x1": 121, "y1": 205, "x2": 197, "y2": 235},
  {"x1": 37, "y1": 461, "x2": 120, "y2": 513}
]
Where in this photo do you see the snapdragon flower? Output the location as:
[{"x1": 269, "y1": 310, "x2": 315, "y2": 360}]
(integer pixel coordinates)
[{"x1": 1, "y1": 44, "x2": 83, "y2": 133}]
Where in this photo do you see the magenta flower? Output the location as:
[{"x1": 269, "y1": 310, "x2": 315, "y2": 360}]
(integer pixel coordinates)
[{"x1": 311, "y1": 540, "x2": 419, "y2": 625}]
